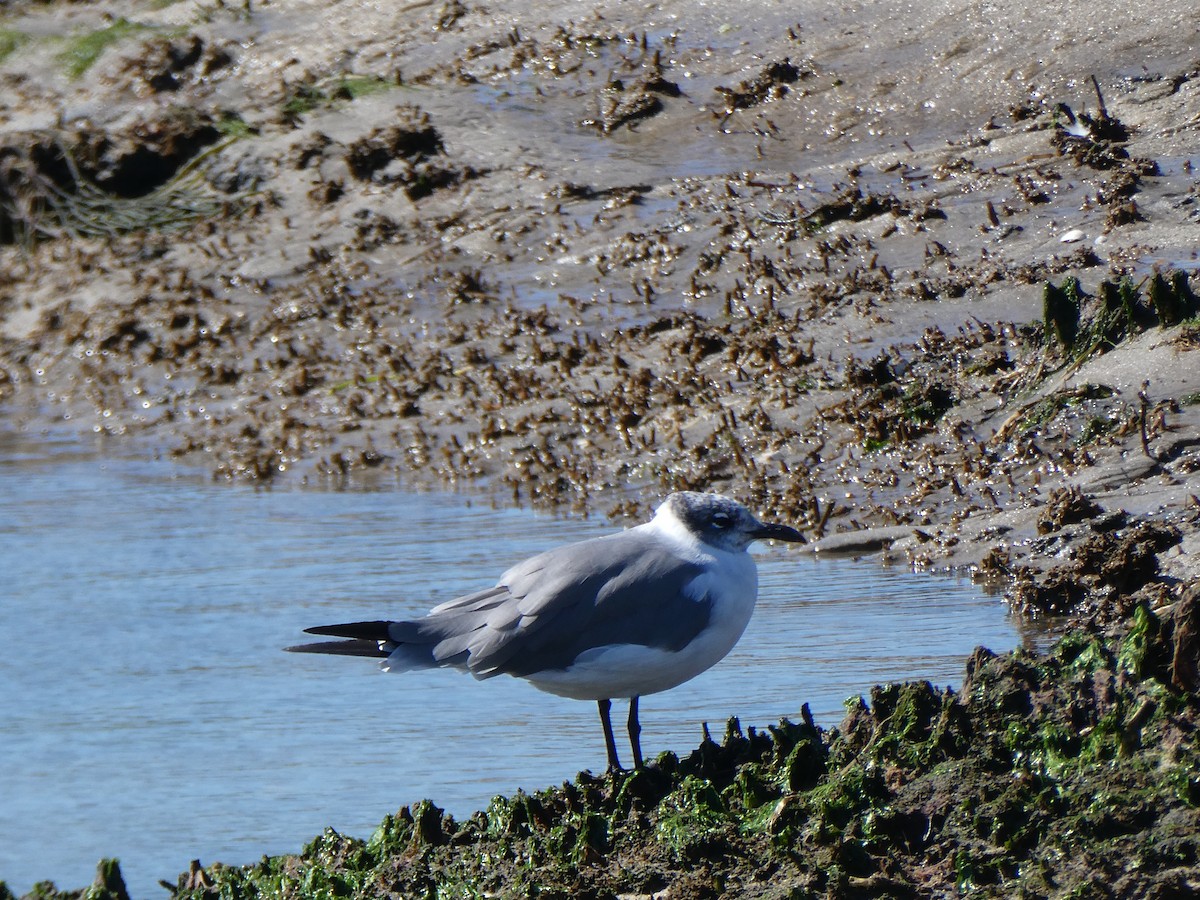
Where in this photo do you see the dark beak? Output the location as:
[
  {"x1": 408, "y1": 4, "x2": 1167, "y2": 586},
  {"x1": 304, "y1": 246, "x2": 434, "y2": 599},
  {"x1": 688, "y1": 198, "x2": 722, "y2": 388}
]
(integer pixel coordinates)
[{"x1": 752, "y1": 522, "x2": 807, "y2": 544}]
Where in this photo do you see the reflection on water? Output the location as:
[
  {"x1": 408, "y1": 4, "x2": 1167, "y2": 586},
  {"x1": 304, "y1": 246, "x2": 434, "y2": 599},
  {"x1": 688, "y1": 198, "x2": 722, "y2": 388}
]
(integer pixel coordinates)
[{"x1": 0, "y1": 432, "x2": 1054, "y2": 898}]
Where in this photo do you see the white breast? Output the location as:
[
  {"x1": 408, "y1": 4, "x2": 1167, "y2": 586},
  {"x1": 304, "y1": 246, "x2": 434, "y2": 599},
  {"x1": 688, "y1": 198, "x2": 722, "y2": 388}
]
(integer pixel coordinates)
[{"x1": 526, "y1": 546, "x2": 759, "y2": 701}]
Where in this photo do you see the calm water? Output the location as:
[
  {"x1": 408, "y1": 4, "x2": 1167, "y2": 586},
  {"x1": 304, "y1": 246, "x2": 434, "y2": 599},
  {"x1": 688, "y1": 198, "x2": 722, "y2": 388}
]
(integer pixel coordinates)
[{"x1": 0, "y1": 431, "x2": 1051, "y2": 898}]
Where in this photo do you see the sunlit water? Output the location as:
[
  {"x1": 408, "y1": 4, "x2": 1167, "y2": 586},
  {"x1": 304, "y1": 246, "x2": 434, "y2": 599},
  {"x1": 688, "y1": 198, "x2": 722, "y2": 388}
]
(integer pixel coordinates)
[{"x1": 0, "y1": 431, "x2": 1053, "y2": 898}]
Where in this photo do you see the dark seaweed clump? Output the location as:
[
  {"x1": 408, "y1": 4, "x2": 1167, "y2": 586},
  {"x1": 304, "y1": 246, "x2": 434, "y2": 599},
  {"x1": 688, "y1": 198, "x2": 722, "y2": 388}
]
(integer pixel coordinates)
[{"x1": 13, "y1": 591, "x2": 1200, "y2": 900}]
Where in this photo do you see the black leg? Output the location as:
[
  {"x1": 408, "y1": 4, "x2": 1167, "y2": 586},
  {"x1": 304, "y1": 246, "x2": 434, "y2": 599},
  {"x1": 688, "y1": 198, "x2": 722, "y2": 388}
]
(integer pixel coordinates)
[
  {"x1": 627, "y1": 696, "x2": 644, "y2": 769},
  {"x1": 598, "y1": 699, "x2": 622, "y2": 771}
]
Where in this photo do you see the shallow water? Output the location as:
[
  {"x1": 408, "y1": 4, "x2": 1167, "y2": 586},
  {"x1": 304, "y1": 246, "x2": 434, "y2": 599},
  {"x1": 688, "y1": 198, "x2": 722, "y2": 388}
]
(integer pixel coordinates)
[{"x1": 0, "y1": 431, "x2": 1053, "y2": 898}]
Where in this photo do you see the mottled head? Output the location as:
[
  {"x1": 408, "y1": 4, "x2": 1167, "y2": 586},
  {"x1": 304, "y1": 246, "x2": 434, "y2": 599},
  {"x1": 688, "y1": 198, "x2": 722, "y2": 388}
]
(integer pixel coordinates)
[{"x1": 655, "y1": 492, "x2": 806, "y2": 552}]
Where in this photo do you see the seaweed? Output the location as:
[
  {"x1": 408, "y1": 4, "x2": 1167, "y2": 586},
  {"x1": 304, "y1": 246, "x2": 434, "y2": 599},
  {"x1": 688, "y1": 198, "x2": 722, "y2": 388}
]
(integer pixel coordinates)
[
  {"x1": 0, "y1": 136, "x2": 246, "y2": 244},
  {"x1": 1043, "y1": 269, "x2": 1199, "y2": 357}
]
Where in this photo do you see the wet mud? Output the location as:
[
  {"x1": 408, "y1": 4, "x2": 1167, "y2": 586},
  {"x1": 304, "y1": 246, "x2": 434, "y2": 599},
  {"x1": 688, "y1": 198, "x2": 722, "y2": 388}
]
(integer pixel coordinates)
[{"x1": 2, "y1": 0, "x2": 1200, "y2": 895}]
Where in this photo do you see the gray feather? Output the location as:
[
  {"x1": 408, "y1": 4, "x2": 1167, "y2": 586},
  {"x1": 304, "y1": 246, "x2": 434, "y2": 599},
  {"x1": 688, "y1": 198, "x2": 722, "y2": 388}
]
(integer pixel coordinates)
[{"x1": 388, "y1": 529, "x2": 711, "y2": 678}]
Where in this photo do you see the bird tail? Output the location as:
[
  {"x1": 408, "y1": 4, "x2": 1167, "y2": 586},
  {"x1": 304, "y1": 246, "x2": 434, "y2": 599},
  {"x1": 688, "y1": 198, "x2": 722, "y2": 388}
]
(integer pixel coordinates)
[{"x1": 284, "y1": 619, "x2": 441, "y2": 672}]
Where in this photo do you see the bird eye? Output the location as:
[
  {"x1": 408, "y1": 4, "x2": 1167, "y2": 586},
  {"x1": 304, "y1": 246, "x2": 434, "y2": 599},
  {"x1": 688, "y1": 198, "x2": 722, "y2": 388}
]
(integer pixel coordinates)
[{"x1": 711, "y1": 512, "x2": 733, "y2": 529}]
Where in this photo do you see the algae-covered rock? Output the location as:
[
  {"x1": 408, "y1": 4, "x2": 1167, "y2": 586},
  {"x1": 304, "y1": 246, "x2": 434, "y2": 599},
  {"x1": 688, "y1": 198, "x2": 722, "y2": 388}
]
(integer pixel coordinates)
[
  {"x1": 146, "y1": 610, "x2": 1200, "y2": 899},
  {"x1": 6, "y1": 859, "x2": 131, "y2": 900},
  {"x1": 16, "y1": 609, "x2": 1200, "y2": 897}
]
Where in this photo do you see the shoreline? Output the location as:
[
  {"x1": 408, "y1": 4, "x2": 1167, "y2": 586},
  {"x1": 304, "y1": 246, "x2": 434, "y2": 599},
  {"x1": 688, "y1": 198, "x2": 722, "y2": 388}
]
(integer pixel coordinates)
[{"x1": 2, "y1": 0, "x2": 1199, "y2": 895}]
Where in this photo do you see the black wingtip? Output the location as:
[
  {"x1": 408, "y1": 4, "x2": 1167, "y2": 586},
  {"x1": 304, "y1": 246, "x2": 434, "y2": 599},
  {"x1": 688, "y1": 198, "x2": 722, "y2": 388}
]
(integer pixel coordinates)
[
  {"x1": 303, "y1": 620, "x2": 394, "y2": 640},
  {"x1": 285, "y1": 639, "x2": 389, "y2": 658}
]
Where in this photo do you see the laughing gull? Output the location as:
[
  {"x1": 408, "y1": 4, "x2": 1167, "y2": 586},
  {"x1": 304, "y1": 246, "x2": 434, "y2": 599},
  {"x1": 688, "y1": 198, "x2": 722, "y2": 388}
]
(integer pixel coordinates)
[{"x1": 287, "y1": 491, "x2": 805, "y2": 770}]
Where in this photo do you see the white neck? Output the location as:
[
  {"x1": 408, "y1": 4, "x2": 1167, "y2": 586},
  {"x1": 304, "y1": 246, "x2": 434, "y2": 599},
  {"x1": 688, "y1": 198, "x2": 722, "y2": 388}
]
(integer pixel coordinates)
[{"x1": 646, "y1": 504, "x2": 712, "y2": 559}]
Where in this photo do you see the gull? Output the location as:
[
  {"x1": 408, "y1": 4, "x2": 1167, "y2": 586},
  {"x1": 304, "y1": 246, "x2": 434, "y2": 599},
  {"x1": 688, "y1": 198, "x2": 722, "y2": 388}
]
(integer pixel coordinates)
[{"x1": 287, "y1": 491, "x2": 805, "y2": 770}]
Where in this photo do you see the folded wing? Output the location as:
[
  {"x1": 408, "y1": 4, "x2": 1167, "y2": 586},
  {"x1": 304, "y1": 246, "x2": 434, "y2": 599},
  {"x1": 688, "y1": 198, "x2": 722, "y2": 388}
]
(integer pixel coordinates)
[{"x1": 288, "y1": 529, "x2": 713, "y2": 680}]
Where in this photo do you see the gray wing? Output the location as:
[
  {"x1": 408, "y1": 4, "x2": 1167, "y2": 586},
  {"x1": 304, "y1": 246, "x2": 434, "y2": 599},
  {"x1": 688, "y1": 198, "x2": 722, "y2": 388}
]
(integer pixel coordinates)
[{"x1": 390, "y1": 530, "x2": 711, "y2": 678}]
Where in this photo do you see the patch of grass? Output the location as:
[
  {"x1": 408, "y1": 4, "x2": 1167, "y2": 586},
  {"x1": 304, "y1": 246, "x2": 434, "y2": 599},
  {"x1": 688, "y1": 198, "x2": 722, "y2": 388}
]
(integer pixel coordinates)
[
  {"x1": 1148, "y1": 269, "x2": 1199, "y2": 326},
  {"x1": 1043, "y1": 270, "x2": 1199, "y2": 360},
  {"x1": 281, "y1": 82, "x2": 324, "y2": 122},
  {"x1": 1043, "y1": 275, "x2": 1083, "y2": 347},
  {"x1": 58, "y1": 18, "x2": 150, "y2": 79}
]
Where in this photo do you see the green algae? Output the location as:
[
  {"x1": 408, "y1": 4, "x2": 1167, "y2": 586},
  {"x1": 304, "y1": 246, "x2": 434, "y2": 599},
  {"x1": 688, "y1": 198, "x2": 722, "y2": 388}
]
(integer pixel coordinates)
[
  {"x1": 3, "y1": 859, "x2": 131, "y2": 900},
  {"x1": 58, "y1": 19, "x2": 150, "y2": 79},
  {"x1": 654, "y1": 775, "x2": 729, "y2": 855},
  {"x1": 1016, "y1": 382, "x2": 1116, "y2": 434},
  {"x1": 281, "y1": 75, "x2": 398, "y2": 123},
  {"x1": 17, "y1": 606, "x2": 1200, "y2": 899},
  {"x1": 0, "y1": 28, "x2": 30, "y2": 64},
  {"x1": 1148, "y1": 269, "x2": 1199, "y2": 327},
  {"x1": 1043, "y1": 275, "x2": 1084, "y2": 348},
  {"x1": 1042, "y1": 268, "x2": 1199, "y2": 359}
]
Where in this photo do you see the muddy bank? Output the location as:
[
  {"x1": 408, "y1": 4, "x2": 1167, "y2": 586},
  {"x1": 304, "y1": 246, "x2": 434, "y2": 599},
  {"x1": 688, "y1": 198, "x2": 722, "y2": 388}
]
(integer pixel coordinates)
[
  {"x1": 1, "y1": 1, "x2": 1197, "y2": 606},
  {"x1": 1, "y1": 0, "x2": 1200, "y2": 894}
]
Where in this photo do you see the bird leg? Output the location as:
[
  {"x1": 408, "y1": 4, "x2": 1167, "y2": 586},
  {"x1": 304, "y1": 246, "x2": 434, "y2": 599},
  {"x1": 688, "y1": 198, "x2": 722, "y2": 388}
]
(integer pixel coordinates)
[
  {"x1": 597, "y1": 699, "x2": 622, "y2": 771},
  {"x1": 628, "y1": 696, "x2": 644, "y2": 769}
]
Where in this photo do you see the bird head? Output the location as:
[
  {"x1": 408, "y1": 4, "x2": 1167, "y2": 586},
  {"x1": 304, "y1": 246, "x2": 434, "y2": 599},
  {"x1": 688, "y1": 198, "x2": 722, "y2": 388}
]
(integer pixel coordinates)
[{"x1": 657, "y1": 492, "x2": 806, "y2": 552}]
